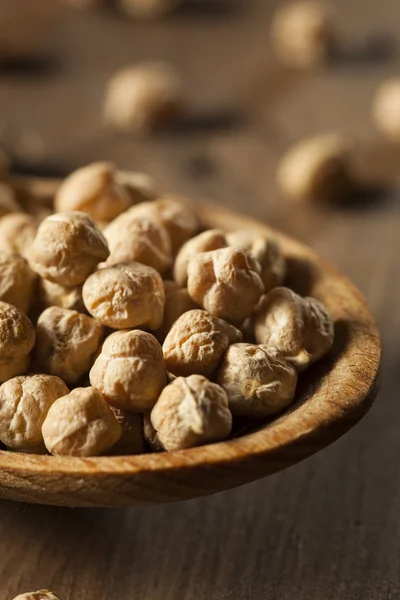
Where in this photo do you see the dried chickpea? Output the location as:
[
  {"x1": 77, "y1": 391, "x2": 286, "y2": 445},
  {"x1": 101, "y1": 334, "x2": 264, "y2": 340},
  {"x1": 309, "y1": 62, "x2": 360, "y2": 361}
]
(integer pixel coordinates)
[
  {"x1": 163, "y1": 309, "x2": 242, "y2": 377},
  {"x1": 12, "y1": 591, "x2": 61, "y2": 600},
  {"x1": 187, "y1": 247, "x2": 264, "y2": 326},
  {"x1": 151, "y1": 375, "x2": 232, "y2": 451},
  {"x1": 29, "y1": 212, "x2": 110, "y2": 286},
  {"x1": 173, "y1": 229, "x2": 228, "y2": 287},
  {"x1": 254, "y1": 287, "x2": 334, "y2": 372},
  {"x1": 116, "y1": 170, "x2": 158, "y2": 204},
  {"x1": 372, "y1": 78, "x2": 400, "y2": 142},
  {"x1": 0, "y1": 212, "x2": 37, "y2": 258},
  {"x1": 0, "y1": 252, "x2": 37, "y2": 313},
  {"x1": 42, "y1": 387, "x2": 122, "y2": 457},
  {"x1": 104, "y1": 63, "x2": 185, "y2": 134},
  {"x1": 217, "y1": 343, "x2": 298, "y2": 418},
  {"x1": 155, "y1": 280, "x2": 198, "y2": 343},
  {"x1": 0, "y1": 301, "x2": 35, "y2": 383},
  {"x1": 128, "y1": 197, "x2": 199, "y2": 254},
  {"x1": 39, "y1": 279, "x2": 85, "y2": 313},
  {"x1": 271, "y1": 1, "x2": 336, "y2": 69},
  {"x1": 103, "y1": 207, "x2": 172, "y2": 275},
  {"x1": 34, "y1": 307, "x2": 104, "y2": 384},
  {"x1": 90, "y1": 330, "x2": 167, "y2": 412},
  {"x1": 0, "y1": 375, "x2": 69, "y2": 452},
  {"x1": 0, "y1": 182, "x2": 21, "y2": 217},
  {"x1": 227, "y1": 229, "x2": 286, "y2": 292},
  {"x1": 277, "y1": 133, "x2": 354, "y2": 203},
  {"x1": 83, "y1": 262, "x2": 164, "y2": 330},
  {"x1": 110, "y1": 407, "x2": 146, "y2": 454},
  {"x1": 118, "y1": 0, "x2": 180, "y2": 19},
  {"x1": 54, "y1": 162, "x2": 132, "y2": 222}
]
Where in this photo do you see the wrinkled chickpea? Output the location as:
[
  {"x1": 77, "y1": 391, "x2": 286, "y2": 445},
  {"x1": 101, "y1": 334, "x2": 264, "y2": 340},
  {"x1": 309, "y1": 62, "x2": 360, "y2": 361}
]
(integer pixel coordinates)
[
  {"x1": 155, "y1": 280, "x2": 198, "y2": 343},
  {"x1": 35, "y1": 307, "x2": 104, "y2": 384},
  {"x1": 30, "y1": 212, "x2": 109, "y2": 286},
  {"x1": 116, "y1": 170, "x2": 158, "y2": 204},
  {"x1": 118, "y1": 0, "x2": 180, "y2": 19},
  {"x1": 12, "y1": 591, "x2": 62, "y2": 600},
  {"x1": 55, "y1": 162, "x2": 132, "y2": 222},
  {"x1": 227, "y1": 229, "x2": 286, "y2": 292},
  {"x1": 173, "y1": 229, "x2": 228, "y2": 287},
  {"x1": 271, "y1": 1, "x2": 336, "y2": 69},
  {"x1": 42, "y1": 387, "x2": 122, "y2": 457},
  {"x1": 0, "y1": 375, "x2": 69, "y2": 452},
  {"x1": 0, "y1": 301, "x2": 35, "y2": 383},
  {"x1": 187, "y1": 247, "x2": 264, "y2": 325},
  {"x1": 151, "y1": 375, "x2": 232, "y2": 451},
  {"x1": 217, "y1": 343, "x2": 298, "y2": 418},
  {"x1": 110, "y1": 407, "x2": 146, "y2": 454},
  {"x1": 39, "y1": 279, "x2": 85, "y2": 313},
  {"x1": 83, "y1": 262, "x2": 164, "y2": 330},
  {"x1": 0, "y1": 212, "x2": 37, "y2": 258},
  {"x1": 277, "y1": 133, "x2": 354, "y2": 203},
  {"x1": 372, "y1": 78, "x2": 400, "y2": 142},
  {"x1": 0, "y1": 182, "x2": 21, "y2": 218},
  {"x1": 0, "y1": 252, "x2": 37, "y2": 314},
  {"x1": 90, "y1": 330, "x2": 167, "y2": 412},
  {"x1": 104, "y1": 63, "x2": 185, "y2": 134},
  {"x1": 163, "y1": 309, "x2": 242, "y2": 377},
  {"x1": 103, "y1": 207, "x2": 172, "y2": 275},
  {"x1": 254, "y1": 287, "x2": 334, "y2": 371}
]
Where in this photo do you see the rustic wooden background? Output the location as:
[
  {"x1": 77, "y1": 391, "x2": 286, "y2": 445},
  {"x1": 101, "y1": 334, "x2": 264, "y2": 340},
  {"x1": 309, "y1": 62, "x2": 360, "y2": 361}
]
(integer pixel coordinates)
[{"x1": 0, "y1": 0, "x2": 399, "y2": 598}]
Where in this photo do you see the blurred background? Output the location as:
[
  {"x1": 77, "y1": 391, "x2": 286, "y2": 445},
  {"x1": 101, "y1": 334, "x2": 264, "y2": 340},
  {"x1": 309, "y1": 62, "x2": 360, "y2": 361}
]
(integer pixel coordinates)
[{"x1": 1, "y1": 0, "x2": 399, "y2": 598}]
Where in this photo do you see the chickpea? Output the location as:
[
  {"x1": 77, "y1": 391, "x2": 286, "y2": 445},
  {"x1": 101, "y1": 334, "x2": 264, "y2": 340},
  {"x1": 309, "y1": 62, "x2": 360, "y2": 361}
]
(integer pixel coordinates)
[
  {"x1": 0, "y1": 375, "x2": 69, "y2": 452},
  {"x1": 163, "y1": 309, "x2": 242, "y2": 377},
  {"x1": 372, "y1": 78, "x2": 400, "y2": 142},
  {"x1": 42, "y1": 387, "x2": 122, "y2": 457},
  {"x1": 34, "y1": 307, "x2": 104, "y2": 384},
  {"x1": 90, "y1": 330, "x2": 167, "y2": 412},
  {"x1": 173, "y1": 229, "x2": 228, "y2": 287},
  {"x1": 12, "y1": 591, "x2": 61, "y2": 600},
  {"x1": 104, "y1": 63, "x2": 185, "y2": 134},
  {"x1": 29, "y1": 212, "x2": 110, "y2": 286},
  {"x1": 0, "y1": 212, "x2": 37, "y2": 258},
  {"x1": 39, "y1": 279, "x2": 85, "y2": 313},
  {"x1": 217, "y1": 343, "x2": 298, "y2": 418},
  {"x1": 54, "y1": 162, "x2": 132, "y2": 222},
  {"x1": 83, "y1": 262, "x2": 165, "y2": 330},
  {"x1": 0, "y1": 301, "x2": 35, "y2": 383},
  {"x1": 0, "y1": 252, "x2": 37, "y2": 314}
]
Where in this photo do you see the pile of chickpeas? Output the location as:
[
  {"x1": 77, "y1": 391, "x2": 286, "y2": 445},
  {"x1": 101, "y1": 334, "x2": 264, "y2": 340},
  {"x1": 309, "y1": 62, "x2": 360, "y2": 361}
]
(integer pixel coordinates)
[{"x1": 0, "y1": 159, "x2": 334, "y2": 458}]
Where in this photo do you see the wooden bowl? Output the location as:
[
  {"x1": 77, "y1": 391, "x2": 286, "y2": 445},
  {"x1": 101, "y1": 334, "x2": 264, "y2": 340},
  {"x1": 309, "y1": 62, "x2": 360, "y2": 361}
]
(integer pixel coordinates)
[{"x1": 0, "y1": 178, "x2": 381, "y2": 507}]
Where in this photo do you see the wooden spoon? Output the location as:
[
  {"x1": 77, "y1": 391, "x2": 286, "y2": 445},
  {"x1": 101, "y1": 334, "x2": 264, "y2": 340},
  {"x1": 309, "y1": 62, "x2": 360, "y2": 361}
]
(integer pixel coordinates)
[{"x1": 0, "y1": 177, "x2": 381, "y2": 507}]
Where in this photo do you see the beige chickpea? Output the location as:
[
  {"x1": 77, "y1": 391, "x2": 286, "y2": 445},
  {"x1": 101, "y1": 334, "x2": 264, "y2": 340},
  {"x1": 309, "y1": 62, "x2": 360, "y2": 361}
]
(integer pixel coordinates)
[
  {"x1": 90, "y1": 330, "x2": 167, "y2": 412},
  {"x1": 128, "y1": 197, "x2": 199, "y2": 255},
  {"x1": 155, "y1": 280, "x2": 198, "y2": 343},
  {"x1": 187, "y1": 247, "x2": 264, "y2": 326},
  {"x1": 104, "y1": 63, "x2": 185, "y2": 134},
  {"x1": 12, "y1": 591, "x2": 61, "y2": 600},
  {"x1": 0, "y1": 252, "x2": 37, "y2": 313},
  {"x1": 217, "y1": 343, "x2": 298, "y2": 418},
  {"x1": 55, "y1": 162, "x2": 132, "y2": 223},
  {"x1": 163, "y1": 309, "x2": 242, "y2": 377},
  {"x1": 227, "y1": 229, "x2": 286, "y2": 292},
  {"x1": 277, "y1": 133, "x2": 354, "y2": 203},
  {"x1": 83, "y1": 262, "x2": 164, "y2": 330},
  {"x1": 0, "y1": 182, "x2": 21, "y2": 218},
  {"x1": 103, "y1": 207, "x2": 172, "y2": 275},
  {"x1": 254, "y1": 287, "x2": 334, "y2": 371},
  {"x1": 0, "y1": 301, "x2": 35, "y2": 383},
  {"x1": 271, "y1": 1, "x2": 336, "y2": 69},
  {"x1": 110, "y1": 407, "x2": 146, "y2": 454},
  {"x1": 29, "y1": 212, "x2": 110, "y2": 286},
  {"x1": 118, "y1": 0, "x2": 180, "y2": 19},
  {"x1": 39, "y1": 279, "x2": 85, "y2": 313},
  {"x1": 173, "y1": 229, "x2": 228, "y2": 287},
  {"x1": 42, "y1": 387, "x2": 122, "y2": 457},
  {"x1": 372, "y1": 78, "x2": 400, "y2": 142},
  {"x1": 0, "y1": 375, "x2": 69, "y2": 452},
  {"x1": 0, "y1": 212, "x2": 37, "y2": 258},
  {"x1": 116, "y1": 170, "x2": 159, "y2": 204},
  {"x1": 35, "y1": 307, "x2": 104, "y2": 384},
  {"x1": 151, "y1": 375, "x2": 232, "y2": 451}
]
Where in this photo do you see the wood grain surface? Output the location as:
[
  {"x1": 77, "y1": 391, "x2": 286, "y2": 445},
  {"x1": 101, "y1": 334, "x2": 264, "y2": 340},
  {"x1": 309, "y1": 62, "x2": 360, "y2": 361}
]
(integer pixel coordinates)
[{"x1": 0, "y1": 0, "x2": 397, "y2": 597}]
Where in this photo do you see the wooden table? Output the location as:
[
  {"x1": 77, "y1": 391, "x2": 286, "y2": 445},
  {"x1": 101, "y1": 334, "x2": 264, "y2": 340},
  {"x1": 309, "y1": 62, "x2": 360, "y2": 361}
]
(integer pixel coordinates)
[{"x1": 0, "y1": 1, "x2": 398, "y2": 598}]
